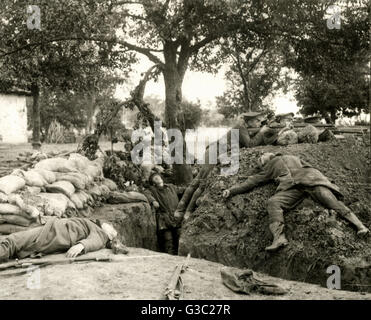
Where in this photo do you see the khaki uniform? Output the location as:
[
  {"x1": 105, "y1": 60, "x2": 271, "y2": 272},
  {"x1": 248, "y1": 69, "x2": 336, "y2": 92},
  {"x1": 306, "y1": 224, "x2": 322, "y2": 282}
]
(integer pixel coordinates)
[
  {"x1": 229, "y1": 154, "x2": 350, "y2": 223},
  {"x1": 144, "y1": 184, "x2": 185, "y2": 255},
  {"x1": 0, "y1": 217, "x2": 108, "y2": 261}
]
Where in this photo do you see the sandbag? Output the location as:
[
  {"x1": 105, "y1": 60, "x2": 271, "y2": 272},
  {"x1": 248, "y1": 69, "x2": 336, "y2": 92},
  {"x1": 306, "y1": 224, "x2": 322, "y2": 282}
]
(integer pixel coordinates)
[
  {"x1": 66, "y1": 198, "x2": 76, "y2": 210},
  {"x1": 297, "y1": 125, "x2": 319, "y2": 144},
  {"x1": 318, "y1": 128, "x2": 335, "y2": 142},
  {"x1": 79, "y1": 191, "x2": 93, "y2": 205},
  {"x1": 25, "y1": 186, "x2": 42, "y2": 195},
  {"x1": 30, "y1": 151, "x2": 48, "y2": 161},
  {"x1": 0, "y1": 203, "x2": 23, "y2": 215},
  {"x1": 45, "y1": 181, "x2": 75, "y2": 198},
  {"x1": 16, "y1": 169, "x2": 47, "y2": 187},
  {"x1": 84, "y1": 165, "x2": 102, "y2": 179},
  {"x1": 65, "y1": 172, "x2": 91, "y2": 187},
  {"x1": 68, "y1": 153, "x2": 91, "y2": 171},
  {"x1": 107, "y1": 191, "x2": 149, "y2": 204},
  {"x1": 0, "y1": 193, "x2": 8, "y2": 203},
  {"x1": 34, "y1": 169, "x2": 57, "y2": 184},
  {"x1": 7, "y1": 194, "x2": 41, "y2": 218},
  {"x1": 54, "y1": 172, "x2": 86, "y2": 190},
  {"x1": 35, "y1": 157, "x2": 78, "y2": 173},
  {"x1": 37, "y1": 193, "x2": 69, "y2": 217},
  {"x1": 0, "y1": 214, "x2": 32, "y2": 227},
  {"x1": 276, "y1": 130, "x2": 298, "y2": 146},
  {"x1": 0, "y1": 175, "x2": 26, "y2": 195},
  {"x1": 88, "y1": 184, "x2": 102, "y2": 199},
  {"x1": 102, "y1": 178, "x2": 118, "y2": 191},
  {"x1": 99, "y1": 184, "x2": 111, "y2": 198},
  {"x1": 69, "y1": 153, "x2": 102, "y2": 178},
  {"x1": 0, "y1": 203, "x2": 36, "y2": 220},
  {"x1": 70, "y1": 193, "x2": 84, "y2": 209}
]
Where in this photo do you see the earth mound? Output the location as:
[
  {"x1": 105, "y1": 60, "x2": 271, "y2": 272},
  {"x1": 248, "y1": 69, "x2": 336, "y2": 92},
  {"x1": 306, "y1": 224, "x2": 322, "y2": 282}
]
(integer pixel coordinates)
[
  {"x1": 92, "y1": 203, "x2": 158, "y2": 251},
  {"x1": 179, "y1": 138, "x2": 371, "y2": 292}
]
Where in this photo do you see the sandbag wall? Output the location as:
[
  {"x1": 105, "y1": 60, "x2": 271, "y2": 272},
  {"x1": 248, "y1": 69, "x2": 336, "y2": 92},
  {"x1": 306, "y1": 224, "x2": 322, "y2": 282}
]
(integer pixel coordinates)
[{"x1": 0, "y1": 153, "x2": 119, "y2": 235}]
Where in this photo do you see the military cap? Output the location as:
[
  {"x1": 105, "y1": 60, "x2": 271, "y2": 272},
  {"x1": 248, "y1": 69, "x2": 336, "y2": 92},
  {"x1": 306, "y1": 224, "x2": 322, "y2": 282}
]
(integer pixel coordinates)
[
  {"x1": 304, "y1": 115, "x2": 322, "y2": 123},
  {"x1": 240, "y1": 111, "x2": 266, "y2": 120},
  {"x1": 276, "y1": 112, "x2": 294, "y2": 119}
]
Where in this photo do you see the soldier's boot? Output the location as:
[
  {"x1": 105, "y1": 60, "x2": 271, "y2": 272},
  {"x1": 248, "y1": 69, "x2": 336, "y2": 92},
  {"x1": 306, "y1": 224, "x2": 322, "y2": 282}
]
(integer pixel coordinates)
[
  {"x1": 163, "y1": 231, "x2": 175, "y2": 255},
  {"x1": 343, "y1": 211, "x2": 369, "y2": 236},
  {"x1": 265, "y1": 222, "x2": 289, "y2": 252}
]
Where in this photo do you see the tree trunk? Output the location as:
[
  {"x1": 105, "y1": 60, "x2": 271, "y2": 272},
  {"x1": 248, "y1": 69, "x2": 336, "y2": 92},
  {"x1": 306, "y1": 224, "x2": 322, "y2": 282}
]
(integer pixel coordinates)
[
  {"x1": 234, "y1": 51, "x2": 250, "y2": 112},
  {"x1": 31, "y1": 83, "x2": 41, "y2": 150},
  {"x1": 163, "y1": 43, "x2": 193, "y2": 184},
  {"x1": 86, "y1": 93, "x2": 96, "y2": 134}
]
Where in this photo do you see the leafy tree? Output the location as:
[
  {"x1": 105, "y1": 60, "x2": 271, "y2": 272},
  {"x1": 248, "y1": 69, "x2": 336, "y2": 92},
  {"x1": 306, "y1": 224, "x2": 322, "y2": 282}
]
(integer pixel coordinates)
[
  {"x1": 1, "y1": 0, "x2": 296, "y2": 182},
  {"x1": 215, "y1": 20, "x2": 290, "y2": 117},
  {"x1": 2, "y1": 0, "x2": 336, "y2": 182},
  {"x1": 216, "y1": 41, "x2": 289, "y2": 118},
  {"x1": 177, "y1": 100, "x2": 203, "y2": 132},
  {"x1": 284, "y1": 0, "x2": 369, "y2": 122},
  {"x1": 0, "y1": 0, "x2": 133, "y2": 148}
]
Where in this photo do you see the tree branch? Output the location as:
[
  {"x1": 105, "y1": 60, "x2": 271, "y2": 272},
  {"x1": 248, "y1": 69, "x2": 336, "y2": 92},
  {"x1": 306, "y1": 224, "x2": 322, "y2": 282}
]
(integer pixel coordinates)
[
  {"x1": 189, "y1": 34, "x2": 220, "y2": 53},
  {"x1": 0, "y1": 35, "x2": 164, "y2": 66},
  {"x1": 130, "y1": 64, "x2": 160, "y2": 130},
  {"x1": 112, "y1": 1, "x2": 144, "y2": 6}
]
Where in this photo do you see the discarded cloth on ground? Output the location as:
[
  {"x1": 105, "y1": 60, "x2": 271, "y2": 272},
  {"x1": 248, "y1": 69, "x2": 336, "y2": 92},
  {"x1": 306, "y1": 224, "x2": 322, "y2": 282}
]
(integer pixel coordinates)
[{"x1": 220, "y1": 266, "x2": 288, "y2": 295}]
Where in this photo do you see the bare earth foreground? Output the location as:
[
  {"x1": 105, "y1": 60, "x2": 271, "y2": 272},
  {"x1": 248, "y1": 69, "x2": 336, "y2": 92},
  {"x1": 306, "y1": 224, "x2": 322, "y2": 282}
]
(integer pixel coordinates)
[{"x1": 0, "y1": 248, "x2": 370, "y2": 300}]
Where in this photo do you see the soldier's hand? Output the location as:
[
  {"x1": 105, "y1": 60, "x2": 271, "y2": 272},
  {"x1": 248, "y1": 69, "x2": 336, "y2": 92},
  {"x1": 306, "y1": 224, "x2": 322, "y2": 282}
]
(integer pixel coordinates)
[
  {"x1": 259, "y1": 125, "x2": 270, "y2": 134},
  {"x1": 152, "y1": 201, "x2": 160, "y2": 209},
  {"x1": 66, "y1": 243, "x2": 85, "y2": 258},
  {"x1": 184, "y1": 211, "x2": 191, "y2": 221},
  {"x1": 174, "y1": 210, "x2": 184, "y2": 219},
  {"x1": 222, "y1": 189, "x2": 231, "y2": 198}
]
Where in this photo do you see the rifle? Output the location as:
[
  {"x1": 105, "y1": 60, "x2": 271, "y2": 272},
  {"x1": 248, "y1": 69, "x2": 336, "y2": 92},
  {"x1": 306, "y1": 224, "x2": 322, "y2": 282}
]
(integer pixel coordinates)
[
  {"x1": 246, "y1": 123, "x2": 336, "y2": 134},
  {"x1": 164, "y1": 253, "x2": 191, "y2": 300},
  {"x1": 0, "y1": 255, "x2": 112, "y2": 273}
]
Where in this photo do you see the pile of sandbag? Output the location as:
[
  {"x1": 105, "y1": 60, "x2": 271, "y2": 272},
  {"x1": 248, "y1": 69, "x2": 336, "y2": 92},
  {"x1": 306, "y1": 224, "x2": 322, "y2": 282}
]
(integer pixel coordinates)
[
  {"x1": 297, "y1": 124, "x2": 319, "y2": 144},
  {"x1": 0, "y1": 152, "x2": 119, "y2": 235}
]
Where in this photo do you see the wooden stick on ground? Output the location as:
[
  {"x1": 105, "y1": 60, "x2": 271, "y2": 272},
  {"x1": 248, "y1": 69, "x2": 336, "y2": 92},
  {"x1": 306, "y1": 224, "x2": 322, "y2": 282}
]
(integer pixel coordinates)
[{"x1": 164, "y1": 253, "x2": 191, "y2": 300}]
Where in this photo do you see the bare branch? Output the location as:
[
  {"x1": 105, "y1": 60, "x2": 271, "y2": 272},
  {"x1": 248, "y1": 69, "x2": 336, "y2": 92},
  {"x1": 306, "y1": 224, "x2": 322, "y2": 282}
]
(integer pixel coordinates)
[
  {"x1": 112, "y1": 1, "x2": 144, "y2": 5},
  {"x1": 131, "y1": 64, "x2": 161, "y2": 130},
  {"x1": 189, "y1": 34, "x2": 220, "y2": 53},
  {"x1": 0, "y1": 36, "x2": 164, "y2": 65}
]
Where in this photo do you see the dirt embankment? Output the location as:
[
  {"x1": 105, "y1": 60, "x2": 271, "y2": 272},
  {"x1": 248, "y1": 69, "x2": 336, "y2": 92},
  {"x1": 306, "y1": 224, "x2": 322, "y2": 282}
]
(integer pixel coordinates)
[
  {"x1": 92, "y1": 203, "x2": 159, "y2": 251},
  {"x1": 179, "y1": 138, "x2": 371, "y2": 292},
  {"x1": 1, "y1": 248, "x2": 371, "y2": 300}
]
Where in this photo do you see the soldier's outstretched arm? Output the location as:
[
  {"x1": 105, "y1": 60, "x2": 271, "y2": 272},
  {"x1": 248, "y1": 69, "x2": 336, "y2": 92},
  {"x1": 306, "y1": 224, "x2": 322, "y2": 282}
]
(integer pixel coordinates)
[{"x1": 223, "y1": 172, "x2": 271, "y2": 198}]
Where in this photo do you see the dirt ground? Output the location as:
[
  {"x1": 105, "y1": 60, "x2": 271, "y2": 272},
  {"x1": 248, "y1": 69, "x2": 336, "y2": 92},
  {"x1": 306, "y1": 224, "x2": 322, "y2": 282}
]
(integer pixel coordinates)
[
  {"x1": 0, "y1": 248, "x2": 370, "y2": 300},
  {"x1": 0, "y1": 141, "x2": 124, "y2": 162}
]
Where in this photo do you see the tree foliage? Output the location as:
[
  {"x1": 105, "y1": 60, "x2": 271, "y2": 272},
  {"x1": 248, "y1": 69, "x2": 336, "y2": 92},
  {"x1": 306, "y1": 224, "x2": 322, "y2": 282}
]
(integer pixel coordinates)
[
  {"x1": 0, "y1": 0, "x2": 133, "y2": 146},
  {"x1": 215, "y1": 39, "x2": 289, "y2": 119},
  {"x1": 284, "y1": 0, "x2": 370, "y2": 121}
]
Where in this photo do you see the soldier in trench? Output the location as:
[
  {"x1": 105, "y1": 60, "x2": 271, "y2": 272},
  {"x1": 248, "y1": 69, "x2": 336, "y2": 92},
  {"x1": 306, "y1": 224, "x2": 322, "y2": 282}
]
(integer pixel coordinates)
[
  {"x1": 222, "y1": 152, "x2": 370, "y2": 252},
  {"x1": 143, "y1": 172, "x2": 185, "y2": 255}
]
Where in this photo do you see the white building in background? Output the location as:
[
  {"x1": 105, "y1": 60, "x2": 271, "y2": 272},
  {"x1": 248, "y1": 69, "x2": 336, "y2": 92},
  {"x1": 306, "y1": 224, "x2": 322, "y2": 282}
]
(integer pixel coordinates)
[{"x1": 0, "y1": 90, "x2": 30, "y2": 144}]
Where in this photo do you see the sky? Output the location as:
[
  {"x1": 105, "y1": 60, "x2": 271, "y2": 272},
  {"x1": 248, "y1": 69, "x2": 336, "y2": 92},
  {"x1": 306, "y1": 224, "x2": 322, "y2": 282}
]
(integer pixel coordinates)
[{"x1": 115, "y1": 56, "x2": 300, "y2": 116}]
